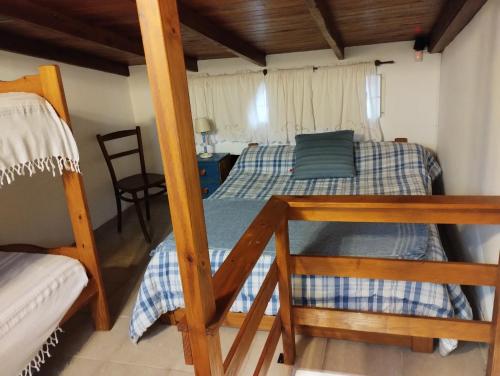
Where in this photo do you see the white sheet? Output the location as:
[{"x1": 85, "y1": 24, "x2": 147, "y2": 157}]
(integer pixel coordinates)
[
  {"x1": 0, "y1": 92, "x2": 80, "y2": 187},
  {"x1": 0, "y1": 251, "x2": 88, "y2": 375}
]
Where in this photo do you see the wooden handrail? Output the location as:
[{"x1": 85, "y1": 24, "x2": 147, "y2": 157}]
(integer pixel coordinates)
[
  {"x1": 290, "y1": 255, "x2": 498, "y2": 286},
  {"x1": 223, "y1": 261, "x2": 278, "y2": 375},
  {"x1": 208, "y1": 197, "x2": 288, "y2": 330},
  {"x1": 253, "y1": 312, "x2": 282, "y2": 376},
  {"x1": 279, "y1": 195, "x2": 500, "y2": 224},
  {"x1": 293, "y1": 306, "x2": 492, "y2": 343}
]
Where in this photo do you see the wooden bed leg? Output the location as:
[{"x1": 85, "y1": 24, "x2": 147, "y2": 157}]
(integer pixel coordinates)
[
  {"x1": 487, "y1": 255, "x2": 500, "y2": 375},
  {"x1": 410, "y1": 337, "x2": 434, "y2": 353},
  {"x1": 182, "y1": 331, "x2": 194, "y2": 365},
  {"x1": 276, "y1": 216, "x2": 296, "y2": 365}
]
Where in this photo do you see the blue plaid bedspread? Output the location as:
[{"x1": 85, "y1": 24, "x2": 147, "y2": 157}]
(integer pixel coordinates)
[{"x1": 129, "y1": 142, "x2": 472, "y2": 355}]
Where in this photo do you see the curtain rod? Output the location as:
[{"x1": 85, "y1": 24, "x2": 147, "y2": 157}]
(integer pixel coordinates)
[{"x1": 261, "y1": 60, "x2": 395, "y2": 75}]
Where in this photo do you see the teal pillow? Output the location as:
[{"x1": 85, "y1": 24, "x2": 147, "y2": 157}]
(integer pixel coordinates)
[{"x1": 293, "y1": 131, "x2": 356, "y2": 180}]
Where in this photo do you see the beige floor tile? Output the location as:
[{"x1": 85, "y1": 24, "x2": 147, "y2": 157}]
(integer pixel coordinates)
[
  {"x1": 108, "y1": 320, "x2": 190, "y2": 370},
  {"x1": 59, "y1": 316, "x2": 130, "y2": 361},
  {"x1": 294, "y1": 335, "x2": 328, "y2": 371},
  {"x1": 38, "y1": 357, "x2": 105, "y2": 376},
  {"x1": 322, "y1": 339, "x2": 403, "y2": 376},
  {"x1": 167, "y1": 369, "x2": 194, "y2": 376},
  {"x1": 402, "y1": 342, "x2": 486, "y2": 376},
  {"x1": 98, "y1": 361, "x2": 168, "y2": 376}
]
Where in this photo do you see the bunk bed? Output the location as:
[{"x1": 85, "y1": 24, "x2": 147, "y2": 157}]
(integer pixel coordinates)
[
  {"x1": 0, "y1": 65, "x2": 110, "y2": 375},
  {"x1": 132, "y1": 1, "x2": 500, "y2": 376}
]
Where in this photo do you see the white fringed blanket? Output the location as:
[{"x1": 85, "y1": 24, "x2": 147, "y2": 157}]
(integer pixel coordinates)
[{"x1": 0, "y1": 92, "x2": 80, "y2": 186}]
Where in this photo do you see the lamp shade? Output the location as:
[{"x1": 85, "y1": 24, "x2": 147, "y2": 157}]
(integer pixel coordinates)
[{"x1": 194, "y1": 117, "x2": 211, "y2": 133}]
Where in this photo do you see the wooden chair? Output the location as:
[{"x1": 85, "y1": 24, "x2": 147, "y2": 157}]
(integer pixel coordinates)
[{"x1": 96, "y1": 126, "x2": 166, "y2": 242}]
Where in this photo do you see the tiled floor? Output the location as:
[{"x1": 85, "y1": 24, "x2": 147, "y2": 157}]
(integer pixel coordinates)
[{"x1": 38, "y1": 196, "x2": 488, "y2": 375}]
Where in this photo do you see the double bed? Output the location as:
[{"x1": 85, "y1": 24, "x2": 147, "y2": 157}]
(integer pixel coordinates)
[{"x1": 129, "y1": 141, "x2": 472, "y2": 355}]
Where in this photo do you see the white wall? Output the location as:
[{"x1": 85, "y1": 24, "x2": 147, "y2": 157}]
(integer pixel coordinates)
[
  {"x1": 128, "y1": 41, "x2": 441, "y2": 157},
  {"x1": 0, "y1": 51, "x2": 138, "y2": 246},
  {"x1": 437, "y1": 0, "x2": 500, "y2": 320}
]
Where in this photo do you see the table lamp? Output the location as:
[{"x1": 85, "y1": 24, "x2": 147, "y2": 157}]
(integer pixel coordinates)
[{"x1": 194, "y1": 117, "x2": 212, "y2": 159}]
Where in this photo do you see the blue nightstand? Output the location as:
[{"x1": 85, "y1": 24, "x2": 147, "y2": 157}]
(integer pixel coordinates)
[{"x1": 197, "y1": 153, "x2": 232, "y2": 198}]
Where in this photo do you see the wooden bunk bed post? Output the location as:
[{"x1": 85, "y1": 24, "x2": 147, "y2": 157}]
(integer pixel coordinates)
[
  {"x1": 135, "y1": 0, "x2": 224, "y2": 374},
  {"x1": 38, "y1": 65, "x2": 110, "y2": 330}
]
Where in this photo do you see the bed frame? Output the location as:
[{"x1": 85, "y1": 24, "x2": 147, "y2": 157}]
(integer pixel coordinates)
[
  {"x1": 160, "y1": 135, "x2": 434, "y2": 356},
  {"x1": 135, "y1": 1, "x2": 500, "y2": 375},
  {"x1": 0, "y1": 65, "x2": 110, "y2": 331}
]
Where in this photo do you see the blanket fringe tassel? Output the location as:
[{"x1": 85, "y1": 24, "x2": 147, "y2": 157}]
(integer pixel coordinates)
[
  {"x1": 20, "y1": 327, "x2": 63, "y2": 376},
  {"x1": 0, "y1": 157, "x2": 80, "y2": 187}
]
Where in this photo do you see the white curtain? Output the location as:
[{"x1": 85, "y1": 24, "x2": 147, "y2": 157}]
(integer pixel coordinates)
[
  {"x1": 188, "y1": 62, "x2": 382, "y2": 144},
  {"x1": 188, "y1": 72, "x2": 268, "y2": 144},
  {"x1": 312, "y1": 63, "x2": 382, "y2": 141},
  {"x1": 266, "y1": 69, "x2": 315, "y2": 144}
]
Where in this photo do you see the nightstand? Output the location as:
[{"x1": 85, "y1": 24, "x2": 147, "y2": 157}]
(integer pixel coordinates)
[{"x1": 197, "y1": 153, "x2": 233, "y2": 198}]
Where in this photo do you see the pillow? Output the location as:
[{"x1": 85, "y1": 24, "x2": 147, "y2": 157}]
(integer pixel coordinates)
[{"x1": 293, "y1": 130, "x2": 355, "y2": 180}]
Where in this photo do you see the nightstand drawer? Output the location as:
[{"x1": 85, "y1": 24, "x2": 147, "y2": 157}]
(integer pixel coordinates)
[
  {"x1": 201, "y1": 183, "x2": 220, "y2": 198},
  {"x1": 197, "y1": 153, "x2": 234, "y2": 198},
  {"x1": 198, "y1": 162, "x2": 220, "y2": 183}
]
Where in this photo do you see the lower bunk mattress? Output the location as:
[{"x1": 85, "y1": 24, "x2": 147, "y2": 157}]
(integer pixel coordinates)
[
  {"x1": 0, "y1": 251, "x2": 88, "y2": 375},
  {"x1": 129, "y1": 142, "x2": 473, "y2": 355}
]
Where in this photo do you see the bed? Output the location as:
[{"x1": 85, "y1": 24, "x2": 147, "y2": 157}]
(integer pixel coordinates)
[
  {"x1": 0, "y1": 65, "x2": 110, "y2": 375},
  {"x1": 129, "y1": 141, "x2": 472, "y2": 355},
  {"x1": 0, "y1": 251, "x2": 88, "y2": 375}
]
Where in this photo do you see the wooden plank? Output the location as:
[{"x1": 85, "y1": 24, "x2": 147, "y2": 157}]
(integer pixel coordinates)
[
  {"x1": 39, "y1": 65, "x2": 110, "y2": 330},
  {"x1": 304, "y1": 0, "x2": 344, "y2": 59},
  {"x1": 0, "y1": 74, "x2": 42, "y2": 95},
  {"x1": 178, "y1": 2, "x2": 267, "y2": 66},
  {"x1": 224, "y1": 262, "x2": 278, "y2": 376},
  {"x1": 209, "y1": 197, "x2": 288, "y2": 330},
  {"x1": 290, "y1": 255, "x2": 498, "y2": 286},
  {"x1": 293, "y1": 306, "x2": 492, "y2": 343},
  {"x1": 60, "y1": 278, "x2": 98, "y2": 325},
  {"x1": 275, "y1": 217, "x2": 296, "y2": 364},
  {"x1": 280, "y1": 195, "x2": 500, "y2": 224},
  {"x1": 411, "y1": 337, "x2": 434, "y2": 353},
  {"x1": 487, "y1": 255, "x2": 500, "y2": 375},
  {"x1": 0, "y1": 31, "x2": 130, "y2": 76},
  {"x1": 253, "y1": 313, "x2": 282, "y2": 376},
  {"x1": 135, "y1": 1, "x2": 223, "y2": 374},
  {"x1": 172, "y1": 310, "x2": 434, "y2": 353},
  {"x1": 1, "y1": 0, "x2": 143, "y2": 56},
  {"x1": 429, "y1": 0, "x2": 487, "y2": 53}
]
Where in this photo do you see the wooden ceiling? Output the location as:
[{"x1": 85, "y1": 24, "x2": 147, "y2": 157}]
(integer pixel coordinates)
[{"x1": 0, "y1": 0, "x2": 487, "y2": 76}]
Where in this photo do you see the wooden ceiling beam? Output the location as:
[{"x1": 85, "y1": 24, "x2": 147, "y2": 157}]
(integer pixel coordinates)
[
  {"x1": 0, "y1": 0, "x2": 199, "y2": 72},
  {"x1": 428, "y1": 0, "x2": 487, "y2": 53},
  {"x1": 0, "y1": 31, "x2": 130, "y2": 76},
  {"x1": 304, "y1": 0, "x2": 344, "y2": 60},
  {"x1": 177, "y1": 3, "x2": 267, "y2": 67},
  {"x1": 1, "y1": 0, "x2": 143, "y2": 56}
]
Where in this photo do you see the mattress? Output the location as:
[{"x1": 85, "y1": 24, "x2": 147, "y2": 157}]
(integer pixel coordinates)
[
  {"x1": 0, "y1": 251, "x2": 88, "y2": 375},
  {"x1": 129, "y1": 142, "x2": 473, "y2": 355}
]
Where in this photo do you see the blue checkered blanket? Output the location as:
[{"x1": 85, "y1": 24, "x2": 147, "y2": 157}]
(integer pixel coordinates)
[{"x1": 129, "y1": 142, "x2": 472, "y2": 355}]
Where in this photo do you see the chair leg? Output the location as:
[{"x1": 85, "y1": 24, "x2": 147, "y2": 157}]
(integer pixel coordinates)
[
  {"x1": 144, "y1": 188, "x2": 151, "y2": 220},
  {"x1": 115, "y1": 192, "x2": 122, "y2": 233},
  {"x1": 132, "y1": 192, "x2": 151, "y2": 242}
]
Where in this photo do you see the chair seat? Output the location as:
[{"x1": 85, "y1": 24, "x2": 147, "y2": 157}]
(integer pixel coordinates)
[{"x1": 117, "y1": 173, "x2": 165, "y2": 192}]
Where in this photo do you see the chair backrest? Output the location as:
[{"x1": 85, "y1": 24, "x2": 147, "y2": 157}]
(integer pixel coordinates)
[{"x1": 96, "y1": 126, "x2": 148, "y2": 191}]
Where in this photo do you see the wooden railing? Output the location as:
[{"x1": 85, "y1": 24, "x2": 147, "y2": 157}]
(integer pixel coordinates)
[{"x1": 177, "y1": 194, "x2": 500, "y2": 375}]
